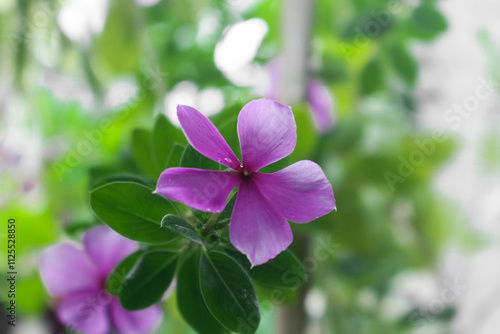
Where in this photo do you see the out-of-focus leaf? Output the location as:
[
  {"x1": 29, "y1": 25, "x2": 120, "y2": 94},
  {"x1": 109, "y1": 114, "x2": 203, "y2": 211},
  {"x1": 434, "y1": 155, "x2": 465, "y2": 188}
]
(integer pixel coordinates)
[
  {"x1": 131, "y1": 128, "x2": 158, "y2": 179},
  {"x1": 389, "y1": 44, "x2": 418, "y2": 86},
  {"x1": 405, "y1": 4, "x2": 448, "y2": 41},
  {"x1": 180, "y1": 145, "x2": 220, "y2": 170},
  {"x1": 360, "y1": 58, "x2": 385, "y2": 95}
]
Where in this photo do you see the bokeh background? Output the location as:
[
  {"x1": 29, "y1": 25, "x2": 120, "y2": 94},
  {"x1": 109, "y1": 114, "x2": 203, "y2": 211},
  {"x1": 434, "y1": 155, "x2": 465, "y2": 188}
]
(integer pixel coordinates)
[{"x1": 1, "y1": 0, "x2": 499, "y2": 333}]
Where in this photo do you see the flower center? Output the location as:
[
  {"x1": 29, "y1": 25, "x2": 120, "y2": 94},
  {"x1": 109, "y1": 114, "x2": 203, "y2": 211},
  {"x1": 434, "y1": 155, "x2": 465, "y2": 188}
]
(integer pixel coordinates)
[{"x1": 240, "y1": 166, "x2": 252, "y2": 179}]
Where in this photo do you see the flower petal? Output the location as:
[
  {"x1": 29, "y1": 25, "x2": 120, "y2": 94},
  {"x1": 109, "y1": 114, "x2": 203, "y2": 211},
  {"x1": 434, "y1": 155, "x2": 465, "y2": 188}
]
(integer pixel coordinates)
[
  {"x1": 57, "y1": 291, "x2": 110, "y2": 334},
  {"x1": 39, "y1": 243, "x2": 100, "y2": 297},
  {"x1": 83, "y1": 225, "x2": 138, "y2": 277},
  {"x1": 229, "y1": 180, "x2": 292, "y2": 266},
  {"x1": 156, "y1": 168, "x2": 240, "y2": 212},
  {"x1": 307, "y1": 79, "x2": 335, "y2": 133},
  {"x1": 177, "y1": 104, "x2": 240, "y2": 169},
  {"x1": 238, "y1": 99, "x2": 296, "y2": 171},
  {"x1": 254, "y1": 160, "x2": 335, "y2": 223},
  {"x1": 110, "y1": 298, "x2": 162, "y2": 334}
]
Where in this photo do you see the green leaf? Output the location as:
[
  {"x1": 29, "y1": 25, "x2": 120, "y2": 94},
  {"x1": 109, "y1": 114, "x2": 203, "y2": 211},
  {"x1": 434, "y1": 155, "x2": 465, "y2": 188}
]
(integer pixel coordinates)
[
  {"x1": 406, "y1": 5, "x2": 448, "y2": 41},
  {"x1": 167, "y1": 143, "x2": 186, "y2": 168},
  {"x1": 215, "y1": 194, "x2": 236, "y2": 226},
  {"x1": 250, "y1": 250, "x2": 306, "y2": 289},
  {"x1": 177, "y1": 251, "x2": 226, "y2": 334},
  {"x1": 161, "y1": 214, "x2": 202, "y2": 244},
  {"x1": 360, "y1": 58, "x2": 385, "y2": 95},
  {"x1": 107, "y1": 250, "x2": 144, "y2": 296},
  {"x1": 200, "y1": 251, "x2": 260, "y2": 333},
  {"x1": 389, "y1": 44, "x2": 418, "y2": 86},
  {"x1": 131, "y1": 128, "x2": 158, "y2": 178},
  {"x1": 90, "y1": 182, "x2": 177, "y2": 244},
  {"x1": 119, "y1": 250, "x2": 178, "y2": 310},
  {"x1": 181, "y1": 145, "x2": 220, "y2": 170},
  {"x1": 152, "y1": 114, "x2": 186, "y2": 170},
  {"x1": 228, "y1": 249, "x2": 306, "y2": 289}
]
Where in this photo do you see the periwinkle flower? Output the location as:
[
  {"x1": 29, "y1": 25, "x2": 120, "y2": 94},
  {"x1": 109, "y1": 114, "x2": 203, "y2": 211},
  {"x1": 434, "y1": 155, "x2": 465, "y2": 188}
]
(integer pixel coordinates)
[
  {"x1": 39, "y1": 226, "x2": 162, "y2": 334},
  {"x1": 156, "y1": 99, "x2": 335, "y2": 266}
]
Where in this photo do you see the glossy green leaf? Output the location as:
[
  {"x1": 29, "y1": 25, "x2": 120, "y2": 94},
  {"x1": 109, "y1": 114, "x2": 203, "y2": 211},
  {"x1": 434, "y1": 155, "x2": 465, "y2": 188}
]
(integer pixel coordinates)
[
  {"x1": 390, "y1": 44, "x2": 418, "y2": 86},
  {"x1": 228, "y1": 249, "x2": 306, "y2": 289},
  {"x1": 180, "y1": 144, "x2": 220, "y2": 170},
  {"x1": 161, "y1": 214, "x2": 202, "y2": 244},
  {"x1": 200, "y1": 251, "x2": 260, "y2": 333},
  {"x1": 107, "y1": 250, "x2": 144, "y2": 296},
  {"x1": 90, "y1": 182, "x2": 177, "y2": 244},
  {"x1": 119, "y1": 250, "x2": 178, "y2": 310},
  {"x1": 177, "y1": 251, "x2": 226, "y2": 334}
]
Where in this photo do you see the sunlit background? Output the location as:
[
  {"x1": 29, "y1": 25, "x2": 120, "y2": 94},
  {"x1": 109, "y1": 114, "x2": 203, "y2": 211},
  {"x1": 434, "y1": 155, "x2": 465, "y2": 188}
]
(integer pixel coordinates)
[{"x1": 1, "y1": 0, "x2": 499, "y2": 333}]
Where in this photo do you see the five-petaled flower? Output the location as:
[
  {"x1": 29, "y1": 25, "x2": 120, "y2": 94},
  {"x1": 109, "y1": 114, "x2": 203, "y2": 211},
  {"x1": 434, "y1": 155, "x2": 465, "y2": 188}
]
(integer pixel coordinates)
[
  {"x1": 39, "y1": 225, "x2": 162, "y2": 334},
  {"x1": 156, "y1": 98, "x2": 336, "y2": 266}
]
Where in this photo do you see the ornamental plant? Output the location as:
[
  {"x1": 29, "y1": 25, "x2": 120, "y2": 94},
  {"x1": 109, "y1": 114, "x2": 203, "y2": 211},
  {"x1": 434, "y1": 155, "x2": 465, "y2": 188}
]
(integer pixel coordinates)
[{"x1": 68, "y1": 98, "x2": 337, "y2": 334}]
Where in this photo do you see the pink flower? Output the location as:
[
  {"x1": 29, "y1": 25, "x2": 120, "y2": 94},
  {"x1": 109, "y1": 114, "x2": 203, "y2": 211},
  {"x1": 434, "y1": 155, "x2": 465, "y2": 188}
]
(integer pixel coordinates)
[
  {"x1": 39, "y1": 226, "x2": 162, "y2": 334},
  {"x1": 156, "y1": 99, "x2": 335, "y2": 266}
]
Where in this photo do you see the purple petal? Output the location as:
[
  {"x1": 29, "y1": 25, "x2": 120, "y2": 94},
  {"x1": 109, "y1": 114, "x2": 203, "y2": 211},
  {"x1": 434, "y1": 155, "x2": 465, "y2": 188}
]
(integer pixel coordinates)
[
  {"x1": 177, "y1": 104, "x2": 240, "y2": 169},
  {"x1": 307, "y1": 79, "x2": 335, "y2": 133},
  {"x1": 238, "y1": 99, "x2": 296, "y2": 171},
  {"x1": 229, "y1": 180, "x2": 292, "y2": 266},
  {"x1": 110, "y1": 298, "x2": 162, "y2": 334},
  {"x1": 156, "y1": 168, "x2": 240, "y2": 213},
  {"x1": 57, "y1": 291, "x2": 110, "y2": 334},
  {"x1": 39, "y1": 243, "x2": 100, "y2": 297},
  {"x1": 254, "y1": 160, "x2": 335, "y2": 223},
  {"x1": 83, "y1": 225, "x2": 138, "y2": 277}
]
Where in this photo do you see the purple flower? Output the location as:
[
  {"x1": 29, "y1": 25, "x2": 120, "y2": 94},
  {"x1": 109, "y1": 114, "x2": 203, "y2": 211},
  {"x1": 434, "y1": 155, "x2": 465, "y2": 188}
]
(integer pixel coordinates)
[
  {"x1": 39, "y1": 226, "x2": 162, "y2": 334},
  {"x1": 265, "y1": 60, "x2": 336, "y2": 134},
  {"x1": 156, "y1": 99, "x2": 335, "y2": 266}
]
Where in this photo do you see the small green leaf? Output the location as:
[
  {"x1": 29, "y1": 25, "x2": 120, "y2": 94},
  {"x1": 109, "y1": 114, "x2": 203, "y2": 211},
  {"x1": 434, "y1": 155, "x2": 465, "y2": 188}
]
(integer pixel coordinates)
[
  {"x1": 200, "y1": 251, "x2": 260, "y2": 333},
  {"x1": 177, "y1": 251, "x2": 226, "y2": 334},
  {"x1": 90, "y1": 182, "x2": 177, "y2": 244},
  {"x1": 161, "y1": 214, "x2": 202, "y2": 244},
  {"x1": 107, "y1": 250, "x2": 144, "y2": 296},
  {"x1": 181, "y1": 145, "x2": 220, "y2": 170},
  {"x1": 389, "y1": 44, "x2": 418, "y2": 86},
  {"x1": 360, "y1": 58, "x2": 385, "y2": 95},
  {"x1": 119, "y1": 250, "x2": 178, "y2": 310}
]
